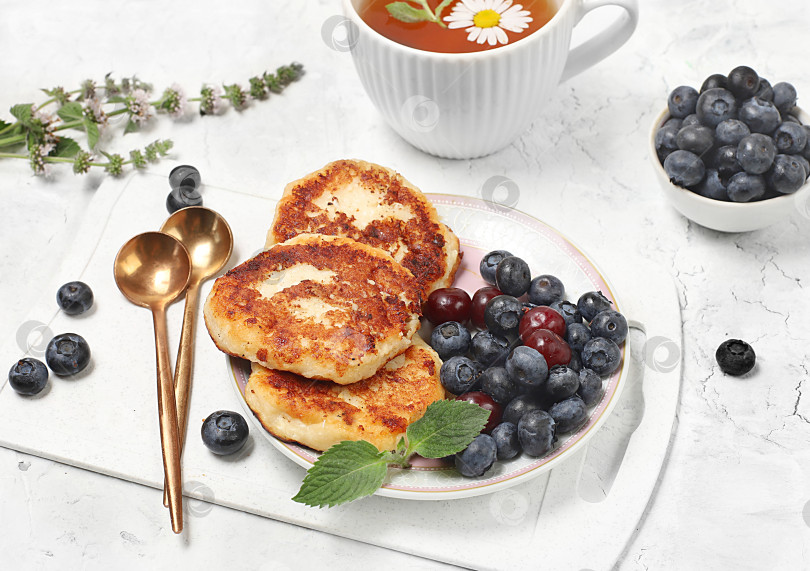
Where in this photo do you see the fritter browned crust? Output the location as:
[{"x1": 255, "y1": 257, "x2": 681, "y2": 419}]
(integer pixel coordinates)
[
  {"x1": 204, "y1": 234, "x2": 422, "y2": 385},
  {"x1": 244, "y1": 335, "x2": 446, "y2": 452},
  {"x1": 266, "y1": 159, "x2": 461, "y2": 298}
]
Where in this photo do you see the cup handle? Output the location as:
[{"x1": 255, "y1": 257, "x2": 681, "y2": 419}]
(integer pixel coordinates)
[{"x1": 560, "y1": 0, "x2": 639, "y2": 83}]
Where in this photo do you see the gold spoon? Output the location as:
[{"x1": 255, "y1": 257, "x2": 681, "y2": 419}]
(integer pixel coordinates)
[
  {"x1": 113, "y1": 231, "x2": 191, "y2": 534},
  {"x1": 159, "y1": 207, "x2": 233, "y2": 506}
]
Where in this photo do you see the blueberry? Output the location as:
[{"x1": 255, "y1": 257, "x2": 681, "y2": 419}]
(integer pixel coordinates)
[
  {"x1": 565, "y1": 322, "x2": 591, "y2": 353},
  {"x1": 664, "y1": 150, "x2": 706, "y2": 188},
  {"x1": 737, "y1": 133, "x2": 776, "y2": 174},
  {"x1": 471, "y1": 330, "x2": 509, "y2": 368},
  {"x1": 545, "y1": 365, "x2": 580, "y2": 402},
  {"x1": 700, "y1": 73, "x2": 727, "y2": 93},
  {"x1": 440, "y1": 356, "x2": 482, "y2": 395},
  {"x1": 727, "y1": 66, "x2": 760, "y2": 100},
  {"x1": 480, "y1": 366, "x2": 519, "y2": 405},
  {"x1": 577, "y1": 368, "x2": 603, "y2": 406},
  {"x1": 772, "y1": 82, "x2": 797, "y2": 115},
  {"x1": 517, "y1": 410, "x2": 557, "y2": 457},
  {"x1": 45, "y1": 333, "x2": 90, "y2": 376},
  {"x1": 709, "y1": 145, "x2": 742, "y2": 179},
  {"x1": 430, "y1": 321, "x2": 471, "y2": 360},
  {"x1": 169, "y1": 164, "x2": 201, "y2": 190},
  {"x1": 663, "y1": 117, "x2": 683, "y2": 130},
  {"x1": 655, "y1": 122, "x2": 680, "y2": 163},
  {"x1": 502, "y1": 394, "x2": 545, "y2": 426},
  {"x1": 56, "y1": 281, "x2": 94, "y2": 315},
  {"x1": 727, "y1": 172, "x2": 767, "y2": 202},
  {"x1": 772, "y1": 122, "x2": 807, "y2": 155},
  {"x1": 693, "y1": 170, "x2": 729, "y2": 201},
  {"x1": 548, "y1": 396, "x2": 587, "y2": 433},
  {"x1": 495, "y1": 256, "x2": 531, "y2": 297},
  {"x1": 201, "y1": 410, "x2": 249, "y2": 455},
  {"x1": 581, "y1": 337, "x2": 622, "y2": 376},
  {"x1": 715, "y1": 339, "x2": 756, "y2": 376},
  {"x1": 484, "y1": 295, "x2": 523, "y2": 338},
  {"x1": 479, "y1": 250, "x2": 512, "y2": 286},
  {"x1": 795, "y1": 156, "x2": 810, "y2": 181},
  {"x1": 681, "y1": 114, "x2": 700, "y2": 127},
  {"x1": 589, "y1": 309, "x2": 628, "y2": 345},
  {"x1": 455, "y1": 433, "x2": 497, "y2": 477},
  {"x1": 676, "y1": 124, "x2": 715, "y2": 156},
  {"x1": 696, "y1": 88, "x2": 738, "y2": 128},
  {"x1": 549, "y1": 300, "x2": 582, "y2": 327},
  {"x1": 667, "y1": 85, "x2": 699, "y2": 119},
  {"x1": 738, "y1": 97, "x2": 781, "y2": 134},
  {"x1": 505, "y1": 346, "x2": 548, "y2": 393},
  {"x1": 166, "y1": 185, "x2": 203, "y2": 214},
  {"x1": 491, "y1": 422, "x2": 521, "y2": 460},
  {"x1": 767, "y1": 154, "x2": 807, "y2": 194},
  {"x1": 8, "y1": 358, "x2": 49, "y2": 395},
  {"x1": 567, "y1": 350, "x2": 583, "y2": 373},
  {"x1": 576, "y1": 291, "x2": 612, "y2": 323},
  {"x1": 715, "y1": 119, "x2": 750, "y2": 147},
  {"x1": 527, "y1": 274, "x2": 565, "y2": 306},
  {"x1": 803, "y1": 126, "x2": 810, "y2": 161},
  {"x1": 754, "y1": 77, "x2": 774, "y2": 101}
]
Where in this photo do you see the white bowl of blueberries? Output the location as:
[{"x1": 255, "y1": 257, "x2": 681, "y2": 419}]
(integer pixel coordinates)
[{"x1": 651, "y1": 65, "x2": 810, "y2": 232}]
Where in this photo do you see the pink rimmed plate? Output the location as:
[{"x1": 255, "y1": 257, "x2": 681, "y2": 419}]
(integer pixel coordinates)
[{"x1": 226, "y1": 194, "x2": 629, "y2": 500}]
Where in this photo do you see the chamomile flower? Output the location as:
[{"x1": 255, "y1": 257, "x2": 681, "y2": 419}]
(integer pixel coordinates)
[{"x1": 444, "y1": 0, "x2": 533, "y2": 47}]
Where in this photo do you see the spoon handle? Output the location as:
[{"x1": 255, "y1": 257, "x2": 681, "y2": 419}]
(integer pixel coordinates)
[
  {"x1": 152, "y1": 305, "x2": 184, "y2": 533},
  {"x1": 162, "y1": 280, "x2": 200, "y2": 507}
]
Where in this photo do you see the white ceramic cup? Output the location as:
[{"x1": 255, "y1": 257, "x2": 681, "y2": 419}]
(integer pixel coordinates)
[{"x1": 342, "y1": 0, "x2": 639, "y2": 159}]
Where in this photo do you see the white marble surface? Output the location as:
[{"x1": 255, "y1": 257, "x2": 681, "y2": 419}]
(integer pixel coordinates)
[{"x1": 1, "y1": 0, "x2": 809, "y2": 569}]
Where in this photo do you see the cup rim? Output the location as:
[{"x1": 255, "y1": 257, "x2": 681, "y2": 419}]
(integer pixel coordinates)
[
  {"x1": 649, "y1": 106, "x2": 810, "y2": 211},
  {"x1": 341, "y1": 0, "x2": 573, "y2": 60}
]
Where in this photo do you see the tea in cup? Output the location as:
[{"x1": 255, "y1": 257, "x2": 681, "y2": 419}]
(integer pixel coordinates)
[{"x1": 342, "y1": 0, "x2": 639, "y2": 158}]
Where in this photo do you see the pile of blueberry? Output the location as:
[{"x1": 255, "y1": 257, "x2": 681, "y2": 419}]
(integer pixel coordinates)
[
  {"x1": 424, "y1": 250, "x2": 627, "y2": 478},
  {"x1": 656, "y1": 65, "x2": 810, "y2": 202},
  {"x1": 8, "y1": 281, "x2": 94, "y2": 395},
  {"x1": 166, "y1": 165, "x2": 203, "y2": 213}
]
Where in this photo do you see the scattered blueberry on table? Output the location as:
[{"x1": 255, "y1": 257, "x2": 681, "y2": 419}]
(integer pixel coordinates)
[
  {"x1": 166, "y1": 164, "x2": 203, "y2": 213},
  {"x1": 201, "y1": 410, "x2": 250, "y2": 455},
  {"x1": 45, "y1": 333, "x2": 91, "y2": 376},
  {"x1": 56, "y1": 281, "x2": 94, "y2": 315},
  {"x1": 716, "y1": 339, "x2": 756, "y2": 376},
  {"x1": 8, "y1": 358, "x2": 49, "y2": 395}
]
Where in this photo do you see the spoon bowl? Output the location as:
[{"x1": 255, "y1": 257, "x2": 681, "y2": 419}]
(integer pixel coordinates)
[{"x1": 114, "y1": 232, "x2": 192, "y2": 307}]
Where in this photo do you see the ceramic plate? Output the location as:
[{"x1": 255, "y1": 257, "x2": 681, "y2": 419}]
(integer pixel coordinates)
[{"x1": 227, "y1": 194, "x2": 629, "y2": 500}]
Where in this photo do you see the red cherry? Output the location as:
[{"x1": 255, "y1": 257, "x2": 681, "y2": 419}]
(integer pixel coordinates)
[
  {"x1": 519, "y1": 306, "x2": 566, "y2": 339},
  {"x1": 471, "y1": 286, "x2": 502, "y2": 330},
  {"x1": 423, "y1": 287, "x2": 472, "y2": 325},
  {"x1": 523, "y1": 329, "x2": 572, "y2": 368},
  {"x1": 455, "y1": 391, "x2": 503, "y2": 434}
]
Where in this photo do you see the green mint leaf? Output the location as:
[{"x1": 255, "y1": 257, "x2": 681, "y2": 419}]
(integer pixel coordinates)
[
  {"x1": 57, "y1": 102, "x2": 84, "y2": 123},
  {"x1": 406, "y1": 400, "x2": 490, "y2": 459},
  {"x1": 10, "y1": 104, "x2": 33, "y2": 125},
  {"x1": 433, "y1": 0, "x2": 454, "y2": 19},
  {"x1": 84, "y1": 119, "x2": 99, "y2": 149},
  {"x1": 293, "y1": 440, "x2": 388, "y2": 507},
  {"x1": 123, "y1": 120, "x2": 139, "y2": 134},
  {"x1": 385, "y1": 2, "x2": 432, "y2": 23},
  {"x1": 0, "y1": 119, "x2": 11, "y2": 131},
  {"x1": 53, "y1": 137, "x2": 81, "y2": 158}
]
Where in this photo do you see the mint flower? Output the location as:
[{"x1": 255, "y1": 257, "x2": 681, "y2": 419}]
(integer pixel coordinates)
[
  {"x1": 29, "y1": 143, "x2": 54, "y2": 175},
  {"x1": 249, "y1": 76, "x2": 267, "y2": 99},
  {"x1": 129, "y1": 148, "x2": 147, "y2": 169},
  {"x1": 126, "y1": 88, "x2": 154, "y2": 126},
  {"x1": 73, "y1": 151, "x2": 93, "y2": 174},
  {"x1": 223, "y1": 83, "x2": 250, "y2": 110},
  {"x1": 83, "y1": 96, "x2": 108, "y2": 125},
  {"x1": 104, "y1": 153, "x2": 125, "y2": 176},
  {"x1": 80, "y1": 79, "x2": 97, "y2": 101},
  {"x1": 199, "y1": 85, "x2": 223, "y2": 115},
  {"x1": 30, "y1": 106, "x2": 59, "y2": 146},
  {"x1": 157, "y1": 84, "x2": 187, "y2": 119}
]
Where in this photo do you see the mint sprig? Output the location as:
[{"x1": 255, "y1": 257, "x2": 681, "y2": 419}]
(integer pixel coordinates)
[
  {"x1": 386, "y1": 0, "x2": 454, "y2": 28},
  {"x1": 292, "y1": 399, "x2": 489, "y2": 508}
]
